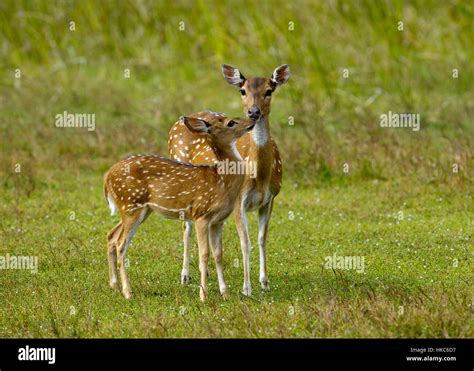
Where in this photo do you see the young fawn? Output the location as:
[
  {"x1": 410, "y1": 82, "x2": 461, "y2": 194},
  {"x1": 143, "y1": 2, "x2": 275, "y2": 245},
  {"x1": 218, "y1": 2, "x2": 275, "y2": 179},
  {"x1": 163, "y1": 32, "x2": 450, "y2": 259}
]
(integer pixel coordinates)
[
  {"x1": 104, "y1": 114, "x2": 255, "y2": 301},
  {"x1": 169, "y1": 65, "x2": 290, "y2": 296}
]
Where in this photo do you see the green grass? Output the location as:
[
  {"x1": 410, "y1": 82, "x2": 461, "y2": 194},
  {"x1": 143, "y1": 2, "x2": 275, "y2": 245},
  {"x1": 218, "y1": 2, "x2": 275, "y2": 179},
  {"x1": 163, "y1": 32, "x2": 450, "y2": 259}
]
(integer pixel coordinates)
[
  {"x1": 0, "y1": 177, "x2": 472, "y2": 337},
  {"x1": 0, "y1": 0, "x2": 473, "y2": 338}
]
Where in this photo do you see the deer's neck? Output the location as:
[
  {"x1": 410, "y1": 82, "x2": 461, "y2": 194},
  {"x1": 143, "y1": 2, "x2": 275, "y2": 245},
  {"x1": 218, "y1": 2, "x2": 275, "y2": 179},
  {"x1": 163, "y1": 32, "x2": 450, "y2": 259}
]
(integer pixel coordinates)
[
  {"x1": 248, "y1": 116, "x2": 273, "y2": 183},
  {"x1": 213, "y1": 142, "x2": 245, "y2": 193},
  {"x1": 213, "y1": 141, "x2": 242, "y2": 164},
  {"x1": 251, "y1": 116, "x2": 270, "y2": 146}
]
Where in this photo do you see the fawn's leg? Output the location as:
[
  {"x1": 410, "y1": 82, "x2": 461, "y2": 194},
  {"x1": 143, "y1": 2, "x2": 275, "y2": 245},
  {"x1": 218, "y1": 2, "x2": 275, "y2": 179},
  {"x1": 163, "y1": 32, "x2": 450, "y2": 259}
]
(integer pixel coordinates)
[
  {"x1": 107, "y1": 222, "x2": 122, "y2": 290},
  {"x1": 181, "y1": 221, "x2": 193, "y2": 284},
  {"x1": 116, "y1": 208, "x2": 150, "y2": 299},
  {"x1": 234, "y1": 200, "x2": 252, "y2": 296},
  {"x1": 210, "y1": 222, "x2": 228, "y2": 298},
  {"x1": 194, "y1": 219, "x2": 210, "y2": 301},
  {"x1": 258, "y1": 197, "x2": 274, "y2": 290}
]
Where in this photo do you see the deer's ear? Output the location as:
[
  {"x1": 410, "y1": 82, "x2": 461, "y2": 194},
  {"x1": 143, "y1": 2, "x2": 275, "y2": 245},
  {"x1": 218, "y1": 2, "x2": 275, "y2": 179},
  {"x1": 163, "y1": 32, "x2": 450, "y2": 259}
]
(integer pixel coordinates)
[
  {"x1": 222, "y1": 64, "x2": 246, "y2": 87},
  {"x1": 180, "y1": 116, "x2": 210, "y2": 133},
  {"x1": 271, "y1": 64, "x2": 290, "y2": 86}
]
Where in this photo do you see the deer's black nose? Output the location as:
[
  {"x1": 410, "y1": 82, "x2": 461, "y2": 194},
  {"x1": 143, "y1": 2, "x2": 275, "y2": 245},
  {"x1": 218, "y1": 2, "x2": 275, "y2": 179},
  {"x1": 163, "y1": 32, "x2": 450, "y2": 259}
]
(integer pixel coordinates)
[{"x1": 247, "y1": 106, "x2": 261, "y2": 120}]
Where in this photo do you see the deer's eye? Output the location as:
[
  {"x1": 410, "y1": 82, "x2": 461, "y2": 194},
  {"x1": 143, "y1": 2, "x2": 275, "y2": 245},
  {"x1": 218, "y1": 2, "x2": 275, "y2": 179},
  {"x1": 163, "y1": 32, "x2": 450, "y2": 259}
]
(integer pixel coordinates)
[
  {"x1": 240, "y1": 89, "x2": 246, "y2": 96},
  {"x1": 227, "y1": 120, "x2": 237, "y2": 127},
  {"x1": 265, "y1": 89, "x2": 273, "y2": 97}
]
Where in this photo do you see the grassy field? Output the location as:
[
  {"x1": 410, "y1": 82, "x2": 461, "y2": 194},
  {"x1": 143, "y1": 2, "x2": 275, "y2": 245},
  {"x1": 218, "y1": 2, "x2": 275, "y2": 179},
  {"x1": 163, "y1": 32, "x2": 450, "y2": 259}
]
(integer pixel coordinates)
[{"x1": 0, "y1": 0, "x2": 473, "y2": 338}]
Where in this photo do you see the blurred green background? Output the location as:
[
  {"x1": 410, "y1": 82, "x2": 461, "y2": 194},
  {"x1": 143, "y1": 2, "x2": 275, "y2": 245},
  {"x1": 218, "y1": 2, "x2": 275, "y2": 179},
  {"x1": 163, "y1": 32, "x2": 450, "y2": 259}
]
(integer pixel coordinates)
[
  {"x1": 1, "y1": 0, "x2": 472, "y2": 184},
  {"x1": 0, "y1": 1, "x2": 472, "y2": 338}
]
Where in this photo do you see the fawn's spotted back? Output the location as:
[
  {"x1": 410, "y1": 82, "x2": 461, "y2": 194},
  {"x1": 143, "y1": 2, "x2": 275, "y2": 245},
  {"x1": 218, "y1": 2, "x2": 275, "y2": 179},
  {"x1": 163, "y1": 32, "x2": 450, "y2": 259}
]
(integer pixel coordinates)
[{"x1": 105, "y1": 154, "x2": 221, "y2": 219}]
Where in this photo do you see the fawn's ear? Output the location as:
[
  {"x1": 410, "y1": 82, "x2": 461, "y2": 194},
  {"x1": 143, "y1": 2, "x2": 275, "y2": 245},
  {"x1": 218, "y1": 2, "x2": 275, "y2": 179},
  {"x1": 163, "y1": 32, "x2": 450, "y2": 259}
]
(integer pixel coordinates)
[
  {"x1": 222, "y1": 64, "x2": 246, "y2": 87},
  {"x1": 271, "y1": 64, "x2": 290, "y2": 86},
  {"x1": 180, "y1": 116, "x2": 210, "y2": 133}
]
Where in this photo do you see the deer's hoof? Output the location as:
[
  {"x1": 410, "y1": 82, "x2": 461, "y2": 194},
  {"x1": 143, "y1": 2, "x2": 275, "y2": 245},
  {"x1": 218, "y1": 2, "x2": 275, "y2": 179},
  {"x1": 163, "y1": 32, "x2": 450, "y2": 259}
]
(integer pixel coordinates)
[
  {"x1": 122, "y1": 289, "x2": 132, "y2": 299},
  {"x1": 242, "y1": 285, "x2": 252, "y2": 297},
  {"x1": 181, "y1": 273, "x2": 190, "y2": 285},
  {"x1": 260, "y1": 277, "x2": 270, "y2": 291},
  {"x1": 221, "y1": 287, "x2": 230, "y2": 300}
]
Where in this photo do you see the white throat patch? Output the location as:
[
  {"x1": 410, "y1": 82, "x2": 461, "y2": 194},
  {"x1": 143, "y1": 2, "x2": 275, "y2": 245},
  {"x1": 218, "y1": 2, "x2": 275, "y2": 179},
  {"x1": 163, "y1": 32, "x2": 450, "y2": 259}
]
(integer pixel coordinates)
[{"x1": 251, "y1": 119, "x2": 268, "y2": 146}]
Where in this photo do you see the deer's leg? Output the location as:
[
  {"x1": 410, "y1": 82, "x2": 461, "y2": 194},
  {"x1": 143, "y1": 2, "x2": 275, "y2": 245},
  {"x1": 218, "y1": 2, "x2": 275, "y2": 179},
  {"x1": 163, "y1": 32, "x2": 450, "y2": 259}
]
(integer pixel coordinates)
[
  {"x1": 107, "y1": 222, "x2": 122, "y2": 290},
  {"x1": 116, "y1": 208, "x2": 150, "y2": 299},
  {"x1": 210, "y1": 222, "x2": 228, "y2": 299},
  {"x1": 234, "y1": 202, "x2": 252, "y2": 296},
  {"x1": 181, "y1": 221, "x2": 193, "y2": 285},
  {"x1": 194, "y1": 219, "x2": 210, "y2": 301},
  {"x1": 258, "y1": 197, "x2": 274, "y2": 290}
]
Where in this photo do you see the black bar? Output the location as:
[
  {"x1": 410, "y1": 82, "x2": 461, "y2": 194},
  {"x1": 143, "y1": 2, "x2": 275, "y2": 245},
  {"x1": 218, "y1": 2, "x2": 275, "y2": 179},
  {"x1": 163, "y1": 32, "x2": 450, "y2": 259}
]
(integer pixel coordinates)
[{"x1": 0, "y1": 339, "x2": 471, "y2": 369}]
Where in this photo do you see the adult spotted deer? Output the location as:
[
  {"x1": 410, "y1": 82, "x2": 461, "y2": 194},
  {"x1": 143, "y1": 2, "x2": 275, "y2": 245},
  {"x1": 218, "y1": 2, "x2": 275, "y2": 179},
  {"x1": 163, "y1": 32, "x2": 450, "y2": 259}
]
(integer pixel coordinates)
[
  {"x1": 169, "y1": 64, "x2": 290, "y2": 296},
  {"x1": 104, "y1": 114, "x2": 255, "y2": 301}
]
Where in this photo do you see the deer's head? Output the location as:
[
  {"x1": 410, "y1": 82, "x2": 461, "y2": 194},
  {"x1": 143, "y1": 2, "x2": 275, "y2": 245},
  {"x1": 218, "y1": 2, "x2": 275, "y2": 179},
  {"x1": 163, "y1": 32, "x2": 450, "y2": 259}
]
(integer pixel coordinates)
[
  {"x1": 222, "y1": 64, "x2": 290, "y2": 121},
  {"x1": 180, "y1": 115, "x2": 255, "y2": 148}
]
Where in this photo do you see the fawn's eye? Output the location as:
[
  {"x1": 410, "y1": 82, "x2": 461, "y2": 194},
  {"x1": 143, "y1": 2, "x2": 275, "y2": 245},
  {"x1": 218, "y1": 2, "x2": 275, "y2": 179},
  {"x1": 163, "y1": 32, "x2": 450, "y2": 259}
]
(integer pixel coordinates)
[
  {"x1": 240, "y1": 89, "x2": 246, "y2": 96},
  {"x1": 265, "y1": 89, "x2": 273, "y2": 97},
  {"x1": 227, "y1": 120, "x2": 237, "y2": 127}
]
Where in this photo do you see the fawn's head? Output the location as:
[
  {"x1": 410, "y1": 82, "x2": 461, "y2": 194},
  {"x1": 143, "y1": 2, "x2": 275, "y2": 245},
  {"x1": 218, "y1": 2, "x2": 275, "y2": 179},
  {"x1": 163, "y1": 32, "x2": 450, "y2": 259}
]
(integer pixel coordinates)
[
  {"x1": 180, "y1": 115, "x2": 255, "y2": 148},
  {"x1": 222, "y1": 64, "x2": 290, "y2": 121}
]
